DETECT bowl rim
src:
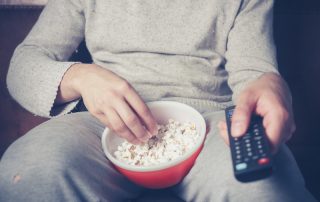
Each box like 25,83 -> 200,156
101,101 -> 206,172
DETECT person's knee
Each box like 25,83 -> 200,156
0,113 -> 95,182
0,145 -> 71,201
0,126 -> 82,180
0,114 -> 97,200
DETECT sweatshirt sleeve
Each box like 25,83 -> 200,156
6,0 -> 85,118
224,0 -> 279,102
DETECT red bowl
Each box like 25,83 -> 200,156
101,101 -> 206,189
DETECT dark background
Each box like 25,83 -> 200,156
274,1 -> 320,199
0,0 -> 320,200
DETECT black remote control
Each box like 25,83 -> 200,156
225,106 -> 273,182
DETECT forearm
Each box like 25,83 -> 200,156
7,46 -> 80,117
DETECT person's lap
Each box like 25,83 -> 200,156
0,112 -> 143,201
173,111 -> 316,202
0,111 -> 316,202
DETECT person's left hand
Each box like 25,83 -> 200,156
218,72 -> 296,154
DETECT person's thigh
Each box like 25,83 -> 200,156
172,110 -> 316,202
0,112 -> 143,202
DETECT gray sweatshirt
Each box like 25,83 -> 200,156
7,0 -> 278,117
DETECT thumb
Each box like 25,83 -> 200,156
231,92 -> 257,137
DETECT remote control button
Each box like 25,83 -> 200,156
244,134 -> 251,139
236,155 -> 241,159
248,152 -> 253,156
236,163 -> 247,171
258,158 -> 270,165
235,160 -> 242,164
252,155 -> 259,160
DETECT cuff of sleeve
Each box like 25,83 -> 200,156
50,99 -> 80,117
37,61 -> 81,118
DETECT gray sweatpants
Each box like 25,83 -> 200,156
0,111 -> 317,202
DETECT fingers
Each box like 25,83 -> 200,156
98,109 -> 142,145
227,74 -> 296,154
218,121 -> 229,146
79,67 -> 156,144
263,114 -> 281,154
232,92 -> 257,137
124,86 -> 158,135
263,107 -> 293,154
114,99 -> 151,142
218,113 -> 294,154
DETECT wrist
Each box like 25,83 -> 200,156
55,63 -> 90,104
65,63 -> 86,94
67,63 -> 91,94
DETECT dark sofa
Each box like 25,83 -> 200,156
1,1 -> 320,200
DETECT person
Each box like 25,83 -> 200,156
0,0 -> 317,201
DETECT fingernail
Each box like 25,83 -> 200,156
153,130 -> 158,137
146,131 -> 153,138
232,121 -> 244,137
140,135 -> 150,143
152,125 -> 159,136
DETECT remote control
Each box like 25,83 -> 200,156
225,106 -> 273,182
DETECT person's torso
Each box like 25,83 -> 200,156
81,0 -> 242,111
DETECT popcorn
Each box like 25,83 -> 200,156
114,119 -> 199,167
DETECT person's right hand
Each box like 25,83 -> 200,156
57,63 -> 158,144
